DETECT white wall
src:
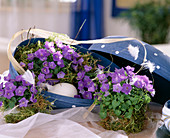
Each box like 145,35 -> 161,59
0,0 -> 71,38
104,0 -> 139,39
0,0 -> 137,39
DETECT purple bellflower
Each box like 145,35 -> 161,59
121,84 -> 132,95
30,94 -> 37,103
15,86 -> 27,96
113,83 -> 122,93
19,97 -> 29,107
101,83 -> 110,92
27,53 -> 34,60
53,51 -> 63,61
77,71 -> 85,80
57,71 -> 65,78
38,73 -> 46,82
20,62 -> 26,67
5,82 -> 16,92
28,62 -> 34,70
41,67 -> 50,74
82,91 -> 92,99
49,62 -> 56,69
0,89 -> 4,96
4,91 -> 14,99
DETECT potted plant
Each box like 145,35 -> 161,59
91,66 -> 155,133
122,0 -> 170,44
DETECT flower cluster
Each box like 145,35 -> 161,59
93,66 -> 155,133
97,65 -> 155,97
0,38 -> 100,111
0,73 -> 38,109
15,38 -> 98,100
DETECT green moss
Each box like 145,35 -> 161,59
4,95 -> 52,123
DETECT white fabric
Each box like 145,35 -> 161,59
0,107 -> 161,138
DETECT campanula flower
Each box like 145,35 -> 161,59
15,86 -> 27,96
101,83 -> 110,92
30,86 -> 38,94
122,84 -> 132,95
5,82 -> 16,92
111,73 -> 122,84
35,49 -> 50,61
27,53 -> 34,60
77,71 -> 85,80
45,73 -> 53,79
15,75 -> 23,82
49,62 -> 56,69
0,89 -> 4,96
134,80 -> 143,88
82,91 -> 92,99
20,62 -> 26,67
30,94 -> 37,103
28,62 -> 34,70
38,73 -> 46,82
41,67 -> 50,74
4,91 -> 14,99
113,83 -> 122,93
57,71 -> 65,78
57,59 -> 65,68
43,61 -> 49,67
22,80 -> 31,86
84,65 -> 92,72
53,51 -> 63,61
19,97 -> 29,107
78,80 -> 84,90
0,101 -> 2,107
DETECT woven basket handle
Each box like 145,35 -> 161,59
7,28 -> 146,75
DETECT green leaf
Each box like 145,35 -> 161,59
100,104 -> 104,111
130,97 -> 138,105
13,81 -> 17,86
121,103 -> 129,110
50,70 -> 54,73
124,107 -> 133,119
99,111 -> 107,119
105,96 -> 111,102
144,94 -> 151,104
105,102 -> 110,106
119,95 -> 124,103
128,107 -> 133,114
135,105 -> 141,110
34,63 -> 40,70
112,100 -> 120,109
8,101 -> 15,109
114,110 -> 121,116
37,60 -> 43,65
54,67 -> 60,74
126,100 -> 132,105
11,97 -> 17,103
0,97 -> 4,101
109,105 -> 112,109
124,111 -> 132,119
